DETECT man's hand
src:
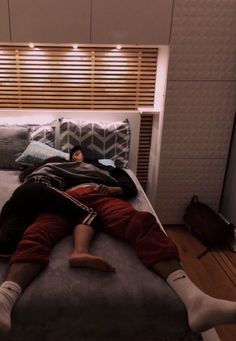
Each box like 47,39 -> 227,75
95,184 -> 123,197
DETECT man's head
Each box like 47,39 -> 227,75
70,145 -> 84,162
69,145 -> 99,163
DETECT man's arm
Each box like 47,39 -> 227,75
108,167 -> 138,199
91,162 -> 138,199
95,184 -> 124,197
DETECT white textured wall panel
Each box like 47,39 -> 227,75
155,0 -> 236,223
168,0 -> 236,81
161,81 -> 236,158
156,158 -> 226,223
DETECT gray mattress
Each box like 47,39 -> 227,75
0,170 -> 191,341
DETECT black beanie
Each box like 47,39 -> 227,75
70,145 -> 99,163
69,145 -> 82,161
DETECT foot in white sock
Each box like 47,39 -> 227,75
0,281 -> 22,334
167,270 -> 236,333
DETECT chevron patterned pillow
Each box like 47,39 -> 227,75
29,125 -> 56,148
59,118 -> 130,168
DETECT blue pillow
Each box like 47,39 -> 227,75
15,141 -> 69,166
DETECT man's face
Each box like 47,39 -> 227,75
72,150 -> 84,162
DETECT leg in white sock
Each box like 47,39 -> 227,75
0,281 -> 21,334
167,269 -> 236,332
153,260 -> 236,333
0,262 -> 43,334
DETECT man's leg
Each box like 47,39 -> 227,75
69,224 -> 115,272
153,256 -> 236,333
0,215 -> 34,256
67,189 -> 236,333
0,212 -> 71,334
4,263 -> 43,290
0,263 -> 43,334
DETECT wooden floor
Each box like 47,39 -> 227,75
165,225 -> 236,341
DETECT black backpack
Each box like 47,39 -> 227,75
183,196 -> 233,256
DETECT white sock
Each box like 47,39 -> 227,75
0,281 -> 22,334
167,269 -> 236,332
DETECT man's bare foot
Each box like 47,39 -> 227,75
69,253 -> 116,272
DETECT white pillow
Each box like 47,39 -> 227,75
98,159 -> 115,167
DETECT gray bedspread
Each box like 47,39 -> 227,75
0,170 -> 191,341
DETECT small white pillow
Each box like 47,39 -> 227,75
98,159 -> 115,167
16,141 -> 69,166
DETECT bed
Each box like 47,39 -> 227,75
0,110 -> 193,341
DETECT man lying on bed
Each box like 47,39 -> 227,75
0,145 -> 236,335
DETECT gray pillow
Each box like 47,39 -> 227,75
59,118 -> 130,168
0,126 -> 30,169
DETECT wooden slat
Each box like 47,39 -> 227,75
0,44 -> 158,187
136,114 -> 154,189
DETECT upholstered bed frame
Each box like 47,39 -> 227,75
0,110 -> 193,341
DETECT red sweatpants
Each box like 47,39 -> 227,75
10,187 -> 179,268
